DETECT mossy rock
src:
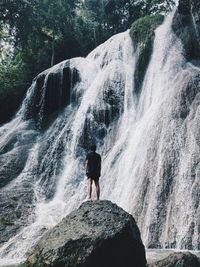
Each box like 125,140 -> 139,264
0,216 -> 13,226
130,15 -> 164,94
130,14 -> 164,49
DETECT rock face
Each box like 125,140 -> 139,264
25,200 -> 147,267
0,122 -> 38,244
172,0 -> 200,60
148,252 -> 200,267
191,0 -> 200,37
23,60 -> 80,127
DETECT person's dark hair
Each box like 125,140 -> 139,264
91,144 -> 96,152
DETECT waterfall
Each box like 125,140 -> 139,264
0,11 -> 199,266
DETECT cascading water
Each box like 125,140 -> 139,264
0,30 -> 136,265
0,10 -> 199,266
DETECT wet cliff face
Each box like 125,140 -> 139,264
172,0 -> 200,61
0,32 -> 134,264
191,0 -> 200,50
22,60 -> 81,128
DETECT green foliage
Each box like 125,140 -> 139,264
0,216 -> 13,226
0,0 -> 80,70
0,217 -> 7,226
0,52 -> 28,124
103,0 -> 142,34
81,0 -> 143,40
0,55 -> 27,98
130,14 -> 164,49
130,14 -> 164,93
0,0 -> 83,124
140,0 -> 175,16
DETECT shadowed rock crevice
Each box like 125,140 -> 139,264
23,60 -> 81,127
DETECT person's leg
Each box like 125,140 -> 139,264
94,180 -> 100,200
88,178 -> 93,201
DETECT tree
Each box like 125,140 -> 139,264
0,0 -> 80,71
0,0 -> 81,123
140,0 -> 175,16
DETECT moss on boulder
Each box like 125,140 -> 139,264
130,15 -> 164,50
130,15 -> 164,94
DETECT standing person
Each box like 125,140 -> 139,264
85,144 -> 101,201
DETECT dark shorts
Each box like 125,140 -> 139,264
86,172 -> 100,182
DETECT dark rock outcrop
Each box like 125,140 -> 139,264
172,0 -> 200,61
23,60 -> 80,127
191,0 -> 200,38
24,200 -> 147,267
148,252 -> 200,267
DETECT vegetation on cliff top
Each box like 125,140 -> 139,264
130,14 -> 164,50
130,14 -> 164,94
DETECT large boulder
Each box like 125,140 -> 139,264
24,200 -> 147,267
148,252 -> 200,267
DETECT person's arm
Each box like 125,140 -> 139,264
85,160 -> 88,173
99,157 -> 101,170
98,156 -> 101,176
85,154 -> 89,174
